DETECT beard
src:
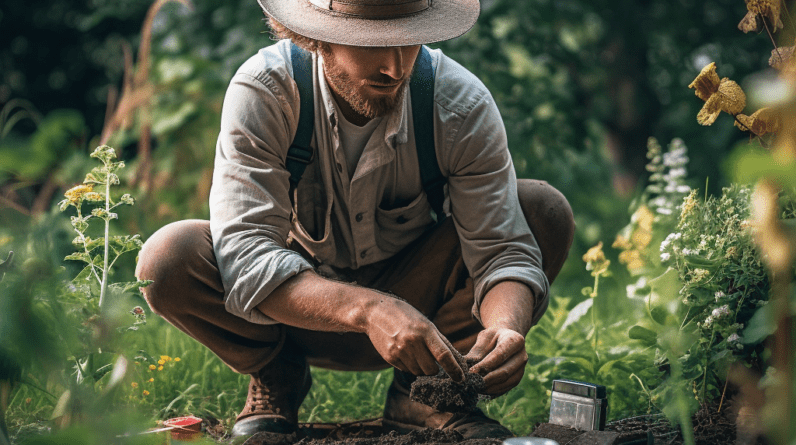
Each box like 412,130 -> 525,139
322,54 -> 410,119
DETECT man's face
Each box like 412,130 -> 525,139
322,43 -> 421,120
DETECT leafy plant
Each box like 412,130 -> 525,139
58,145 -> 150,314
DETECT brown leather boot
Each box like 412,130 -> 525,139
230,348 -> 312,439
382,370 -> 513,440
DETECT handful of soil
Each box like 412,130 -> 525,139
409,358 -> 486,413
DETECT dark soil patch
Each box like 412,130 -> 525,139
604,402 -> 765,445
529,422 -> 584,443
239,421 -> 502,445
409,368 -> 485,413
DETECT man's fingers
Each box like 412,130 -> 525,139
427,332 -> 465,382
482,351 -> 526,387
464,332 -> 496,364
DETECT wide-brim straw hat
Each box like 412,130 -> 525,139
256,0 -> 480,47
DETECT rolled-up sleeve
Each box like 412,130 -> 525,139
440,85 -> 549,326
210,47 -> 314,324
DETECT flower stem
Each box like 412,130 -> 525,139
98,175 -> 111,311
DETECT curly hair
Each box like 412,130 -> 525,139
266,16 -> 330,54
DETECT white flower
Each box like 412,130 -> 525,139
682,248 -> 693,255
676,185 -> 691,193
657,207 -> 673,215
704,315 -> 713,328
728,333 -> 741,343
660,239 -> 671,251
714,291 -> 725,301
660,252 -> 671,262
674,232 -> 682,239
668,167 -> 687,178
712,305 -> 730,318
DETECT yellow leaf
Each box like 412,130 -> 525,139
769,45 -> 795,70
696,78 -> 746,125
734,108 -> 782,136
688,62 -> 720,101
740,0 -> 784,34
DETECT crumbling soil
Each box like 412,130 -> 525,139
409,359 -> 485,413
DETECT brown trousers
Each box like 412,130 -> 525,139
136,179 -> 574,375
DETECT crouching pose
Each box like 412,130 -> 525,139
137,0 -> 575,440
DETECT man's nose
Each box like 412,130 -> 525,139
379,47 -> 404,80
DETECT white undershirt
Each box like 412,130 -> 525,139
333,100 -> 383,177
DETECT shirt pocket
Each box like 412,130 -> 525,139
375,192 -> 435,254
291,182 -> 337,263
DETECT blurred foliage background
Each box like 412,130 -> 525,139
0,0 -> 786,440
0,0 -> 775,283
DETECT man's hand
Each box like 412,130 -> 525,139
258,271 -> 464,382
464,327 -> 527,395
470,280 -> 535,395
365,297 -> 465,383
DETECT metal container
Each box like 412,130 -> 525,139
548,379 -> 607,431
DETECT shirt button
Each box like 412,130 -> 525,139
355,213 -> 364,222
336,162 -> 343,172
360,250 -> 367,259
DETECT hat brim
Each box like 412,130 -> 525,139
257,0 -> 480,47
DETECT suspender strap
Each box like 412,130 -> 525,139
287,43 -> 315,193
410,46 -> 445,220
287,43 -> 445,219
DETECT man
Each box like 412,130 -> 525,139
136,0 -> 575,440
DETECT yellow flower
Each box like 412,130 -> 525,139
160,355 -> 172,362
174,357 -> 181,362
158,366 -> 164,371
25,398 -> 32,404
142,390 -> 150,396
618,249 -> 645,271
680,190 -> 699,222
583,242 -> 610,276
134,362 -> 140,366
612,234 -> 633,251
739,0 -> 783,33
630,229 -> 652,250
83,192 -> 104,202
158,359 -> 165,365
64,184 -> 94,204
149,364 -> 157,370
131,382 -> 138,388
148,378 -> 154,383
632,206 -> 654,233
734,108 -> 781,136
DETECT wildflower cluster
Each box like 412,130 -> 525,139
130,354 -> 181,398
655,184 -> 777,401
614,138 -> 691,274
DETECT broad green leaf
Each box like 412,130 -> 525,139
646,268 -> 681,322
51,389 -> 72,420
560,298 -> 593,333
743,305 -> 776,344
628,325 -> 658,347
109,280 -> 152,294
64,252 -> 90,263
72,265 -> 95,283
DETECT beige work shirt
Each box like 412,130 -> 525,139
210,40 -> 549,326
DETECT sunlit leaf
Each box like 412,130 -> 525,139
734,107 -> 782,136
